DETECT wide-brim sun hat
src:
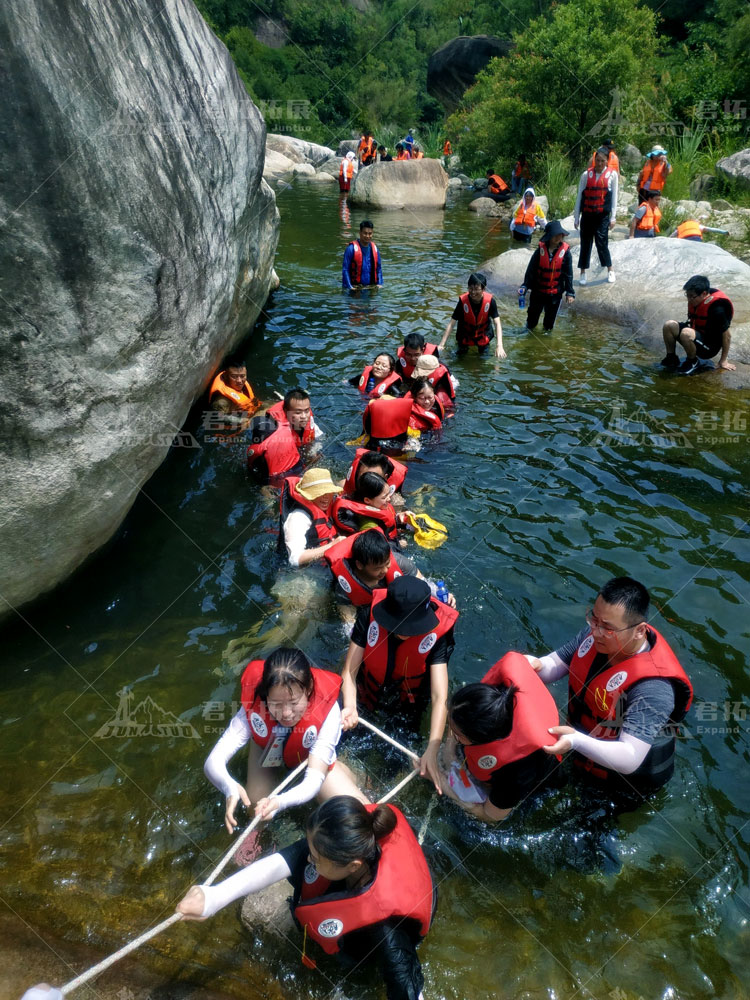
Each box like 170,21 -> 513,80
372,576 -> 439,636
648,146 -> 667,157
295,469 -> 343,501
413,355 -> 440,377
541,219 -> 569,242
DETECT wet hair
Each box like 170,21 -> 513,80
254,647 -> 314,702
352,528 -> 391,565
283,388 -> 310,411
409,377 -> 432,400
354,471 -> 389,503
402,332 -> 425,350
468,272 -> 487,289
306,796 -> 397,868
357,451 -> 390,478
360,219 -> 374,231
682,275 -> 710,296
372,352 -> 397,374
598,577 -> 650,625
248,414 -> 277,443
449,682 -> 518,743
225,357 -> 247,372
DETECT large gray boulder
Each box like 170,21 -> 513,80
481,240 -> 750,366
349,159 -> 449,210
716,149 -> 750,190
266,133 -> 335,167
427,35 -> 513,112
0,0 -> 280,616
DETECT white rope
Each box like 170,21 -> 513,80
358,716 -> 421,764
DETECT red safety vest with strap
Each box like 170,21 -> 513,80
687,289 -> 734,336
344,448 -> 408,495
536,242 -> 570,296
357,366 -> 402,398
635,202 -> 662,233
397,343 -> 439,378
240,660 -> 342,767
209,372 -> 260,414
456,292 -> 493,347
462,652 -> 560,779
267,400 -> 316,445
409,397 -> 444,432
324,532 -> 403,606
582,168 -> 614,214
279,477 -> 338,548
294,804 -> 433,955
330,495 -> 399,541
364,395 -> 413,440
676,220 -> 702,240
349,241 -> 380,285
421,363 -> 456,401
360,590 -> 458,707
247,420 -> 300,478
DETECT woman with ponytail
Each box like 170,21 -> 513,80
178,795 -> 435,999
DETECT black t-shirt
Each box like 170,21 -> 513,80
692,294 -> 733,347
485,749 -> 565,810
352,606 -> 454,667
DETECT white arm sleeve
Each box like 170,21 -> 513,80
198,852 -> 293,918
271,703 -> 342,814
535,652 -> 570,683
567,730 -> 651,775
284,510 -> 313,567
610,171 -> 619,214
573,171 -> 587,219
204,710 -> 251,799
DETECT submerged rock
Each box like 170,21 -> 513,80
349,159 -> 449,210
0,0 -> 280,616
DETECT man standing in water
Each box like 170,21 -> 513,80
342,220 -> 383,292
527,577 -> 692,798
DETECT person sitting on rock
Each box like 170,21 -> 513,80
209,361 -> 260,423
439,272 -> 505,358
412,145 -> 424,160
379,146 -> 393,162
519,220 -> 575,333
362,141 -> 378,167
402,129 -> 415,155
485,169 -> 511,202
628,190 -> 662,239
509,186 -> 546,243
342,220 -> 383,291
357,131 -> 373,167
395,143 -> 410,161
661,274 -> 735,374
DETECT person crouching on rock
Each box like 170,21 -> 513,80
628,190 -> 662,239
661,274 -> 735,374
519,220 -> 575,333
439,272 -> 505,359
486,169 -> 511,202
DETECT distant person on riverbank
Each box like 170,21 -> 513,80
379,146 -> 393,162
362,141 -> 378,167
280,469 -> 345,567
339,151 -> 355,192
526,576 -> 693,801
412,145 -> 424,160
637,146 -> 672,200
661,274 -> 735,374
402,129 -> 415,155
588,138 -> 619,173
485,169 -> 511,202
396,143 -> 410,161
209,362 -> 260,422
442,139 -> 452,164
439,272 -> 505,358
342,220 -> 383,291
519,220 -> 575,333
357,131 -> 373,166
574,145 -> 618,285
509,187 -> 546,243
629,191 -> 662,238
511,154 -> 530,193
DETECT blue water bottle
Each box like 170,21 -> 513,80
518,286 -> 526,309
435,580 -> 449,604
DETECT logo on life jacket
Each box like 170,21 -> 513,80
594,687 -> 610,713
606,671 -> 628,692
477,754 -> 498,771
578,635 -> 595,657
250,712 -> 268,738
418,633 -> 437,654
318,918 -> 344,938
337,575 -> 352,594
358,375 -> 366,388
304,863 -> 319,884
302,725 -> 318,749
367,622 -> 380,646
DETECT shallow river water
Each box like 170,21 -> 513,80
2,181 -> 750,1000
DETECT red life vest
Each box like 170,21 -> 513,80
568,626 -> 693,782
364,396 -> 413,440
209,372 -> 260,414
456,292 -> 492,347
536,241 -> 570,296
582,168 -> 614,214
421,363 -> 456,402
279,477 -> 338,548
295,804 -> 433,955
409,396 -> 445,432
344,448 -> 408,495
676,220 -> 702,240
357,366 -> 402,398
360,589 -> 459,707
349,240 -> 380,285
324,531 -> 403,606
635,202 -> 662,234
246,420 -> 300,478
443,141 -> 452,156
267,399 -> 316,445
687,289 -> 734,336
397,343 -> 439,378
240,660 -> 342,767
330,495 -> 399,541
396,150 -> 410,160
462,652 -> 560,779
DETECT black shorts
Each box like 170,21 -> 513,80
678,322 -> 721,360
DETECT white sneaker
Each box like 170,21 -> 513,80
579,273 -> 587,286
607,271 -> 616,283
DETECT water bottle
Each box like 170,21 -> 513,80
518,286 -> 526,309
435,580 -> 449,604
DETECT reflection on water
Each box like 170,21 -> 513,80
2,182 -> 749,1000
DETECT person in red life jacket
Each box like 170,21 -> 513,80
266,387 -> 322,447
410,354 -> 456,410
509,186 -> 546,243
397,331 -> 441,379
519,220 -> 575,333
439,272 -> 505,359
588,138 -> 620,174
573,145 -> 619,285
341,575 -> 458,791
246,414 -> 302,483
637,146 -> 672,200
342,220 -> 383,291
331,472 -> 410,542
408,379 -> 445,433
526,577 -> 693,797
350,352 -> 403,398
339,151 -> 355,192
442,139 -> 452,162
279,468 -> 345,568
343,448 -> 408,497
202,649 -> 366,844
209,362 -> 261,425
661,274 -> 735,374
485,169 -> 511,202
362,394 -> 413,451
177,795 -> 436,1000
510,153 -> 530,194
440,652 -> 564,822
628,190 -> 662,239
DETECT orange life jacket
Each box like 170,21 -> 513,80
240,660 -> 342,767
278,477 -> 338,548
462,652 -> 560,779
457,291 -> 492,347
443,141 -> 452,156
396,150 -> 410,160
588,151 -> 620,173
413,151 -> 424,160
676,220 -> 703,240
358,137 -> 373,158
324,531 -> 403,606
209,372 -> 260,414
357,365 -> 402,398
635,202 -> 662,233
536,241 -> 570,296
582,168 -> 614,214
487,173 -> 509,193
409,396 -> 444,432
638,158 -> 670,192
397,343 -> 439,378
246,420 -> 300,478
364,396 -> 413,441
687,289 -> 733,336
514,201 -> 539,229
330,495 -> 399,541
348,240 -> 380,285
339,159 -> 353,182
343,448 -> 408,494
294,804 -> 433,955
267,399 -> 316,446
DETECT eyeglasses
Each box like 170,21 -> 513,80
266,693 -> 306,714
584,611 -> 640,638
